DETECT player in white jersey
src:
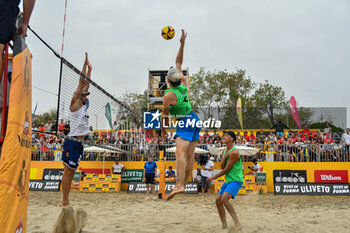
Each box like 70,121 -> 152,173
60,52 -> 92,207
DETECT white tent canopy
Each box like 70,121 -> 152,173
166,146 -> 209,154
84,146 -> 116,174
84,146 -> 114,153
212,146 -> 259,156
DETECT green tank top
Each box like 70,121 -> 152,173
164,84 -> 192,118
222,146 -> 244,183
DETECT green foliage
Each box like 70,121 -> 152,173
310,121 -> 344,133
190,68 -> 294,129
33,108 -> 57,126
118,89 -> 148,127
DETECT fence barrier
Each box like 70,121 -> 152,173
31,142 -> 349,162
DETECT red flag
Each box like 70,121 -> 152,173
289,96 -> 301,128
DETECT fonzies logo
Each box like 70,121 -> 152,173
314,170 -> 348,183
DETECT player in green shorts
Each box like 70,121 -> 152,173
163,29 -> 201,200
208,131 -> 243,230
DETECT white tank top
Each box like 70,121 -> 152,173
68,103 -> 90,137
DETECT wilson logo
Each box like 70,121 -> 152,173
320,175 -> 342,181
314,170 -> 348,183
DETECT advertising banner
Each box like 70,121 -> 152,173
29,180 -> 61,192
256,172 -> 267,183
42,168 -> 64,181
122,169 -> 144,183
274,183 -> 350,196
127,182 -> 198,194
289,96 -> 301,128
236,98 -> 243,129
267,98 -> 275,125
314,170 -> 348,183
273,170 -> 307,183
0,36 -> 32,233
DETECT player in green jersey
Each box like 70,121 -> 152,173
163,29 -> 201,201
208,131 -> 243,230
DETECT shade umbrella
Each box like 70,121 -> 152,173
212,146 -> 259,156
84,146 -> 114,153
166,146 -> 209,154
84,146 -> 115,174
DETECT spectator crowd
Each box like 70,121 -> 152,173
31,120 -> 350,162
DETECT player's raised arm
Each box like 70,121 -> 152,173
70,52 -> 92,112
176,29 -> 188,87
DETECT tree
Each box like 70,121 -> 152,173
190,68 -> 229,120
310,121 -> 344,133
117,90 -> 147,128
190,68 -> 256,128
33,108 -> 57,126
190,68 -> 294,129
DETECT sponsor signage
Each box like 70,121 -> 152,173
256,172 -> 267,183
42,168 -> 64,181
122,169 -> 144,183
314,170 -> 348,183
29,180 -> 61,191
273,170 -> 307,183
73,171 -> 82,181
274,183 -> 350,196
127,182 -> 198,194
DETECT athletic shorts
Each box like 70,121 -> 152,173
145,172 -> 155,184
201,175 -> 211,189
219,181 -> 243,199
174,111 -> 201,142
345,145 -> 350,152
62,139 -> 84,170
0,2 -> 19,44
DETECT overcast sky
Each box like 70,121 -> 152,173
24,0 -> 350,127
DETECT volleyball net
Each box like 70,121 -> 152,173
59,58 -> 139,131
28,26 -> 140,130
28,27 -> 148,157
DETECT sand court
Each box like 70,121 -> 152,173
27,192 -> 350,233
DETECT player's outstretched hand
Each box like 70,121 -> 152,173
180,29 -> 187,44
85,52 -> 93,70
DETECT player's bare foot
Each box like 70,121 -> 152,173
222,223 -> 228,229
166,186 -> 184,201
59,200 -> 70,207
235,224 -> 243,231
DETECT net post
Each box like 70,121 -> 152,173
158,150 -> 166,199
55,58 -> 64,135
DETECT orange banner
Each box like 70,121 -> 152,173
0,37 -> 32,233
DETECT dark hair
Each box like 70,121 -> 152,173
226,131 -> 236,141
199,154 -> 208,166
252,159 -> 257,163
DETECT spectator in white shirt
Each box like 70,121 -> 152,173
112,159 -> 125,175
201,156 -> 215,196
248,159 -> 261,177
342,128 -> 350,161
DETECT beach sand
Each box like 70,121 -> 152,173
27,191 -> 350,233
